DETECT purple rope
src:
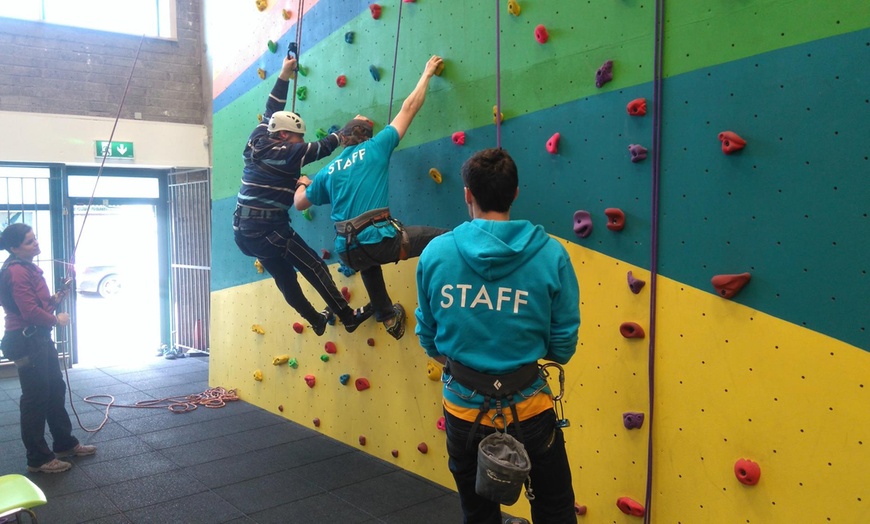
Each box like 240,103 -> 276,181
291,0 -> 305,113
495,0 -> 502,148
387,0 -> 405,122
643,0 -> 665,522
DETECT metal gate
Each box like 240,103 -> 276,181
168,168 -> 211,353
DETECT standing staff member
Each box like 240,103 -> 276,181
415,149 -> 581,523
0,223 -> 96,473
234,56 -> 373,335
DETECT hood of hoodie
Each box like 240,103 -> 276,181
452,219 -> 550,281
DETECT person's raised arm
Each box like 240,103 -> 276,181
389,55 -> 443,140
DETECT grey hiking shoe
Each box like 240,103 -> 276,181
384,303 -> 406,340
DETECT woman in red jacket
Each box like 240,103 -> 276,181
0,223 -> 95,473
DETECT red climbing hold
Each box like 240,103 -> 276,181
341,286 -> 351,301
369,4 -> 382,19
574,503 -> 587,516
313,417 -> 321,427
546,133 -> 560,154
627,98 -> 647,116
355,377 -> 371,391
616,497 -> 645,516
391,449 -> 399,457
417,442 -> 429,454
304,374 -> 316,388
535,24 -> 549,44
324,341 -> 337,354
604,208 -> 625,231
358,435 -> 367,446
711,272 -> 751,299
718,131 -> 746,154
292,322 -> 304,334
367,338 -> 376,347
734,458 -> 761,486
321,248 -> 331,259
336,75 -> 347,88
619,322 -> 645,339
452,131 -> 465,146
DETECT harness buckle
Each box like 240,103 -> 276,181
22,326 -> 37,338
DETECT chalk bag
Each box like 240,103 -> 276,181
475,431 -> 532,505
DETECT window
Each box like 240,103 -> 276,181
0,0 -> 175,39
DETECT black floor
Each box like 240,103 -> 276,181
0,355 -> 466,523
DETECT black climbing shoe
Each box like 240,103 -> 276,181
312,309 -> 335,336
342,303 -> 374,333
384,303 -> 406,340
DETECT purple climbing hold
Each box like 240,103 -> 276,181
623,412 -> 645,430
627,271 -> 646,294
369,65 -> 380,81
595,60 -> 614,88
629,144 -> 648,163
573,210 -> 592,239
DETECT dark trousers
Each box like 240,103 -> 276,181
445,409 -> 576,524
339,225 -> 446,321
234,222 -> 355,325
15,335 -> 79,468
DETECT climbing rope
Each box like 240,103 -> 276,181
386,0 -> 405,122
290,0 -> 306,113
495,0 -> 502,148
644,0 -> 666,522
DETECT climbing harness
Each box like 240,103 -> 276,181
334,207 -> 410,270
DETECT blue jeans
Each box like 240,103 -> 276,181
445,409 -> 576,524
234,219 -> 356,325
11,332 -> 79,468
339,224 -> 445,321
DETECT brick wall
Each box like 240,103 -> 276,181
0,0 -> 205,126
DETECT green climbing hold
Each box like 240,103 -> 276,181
315,128 -> 327,139
296,86 -> 307,101
267,40 -> 278,53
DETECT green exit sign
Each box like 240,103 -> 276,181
95,140 -> 135,159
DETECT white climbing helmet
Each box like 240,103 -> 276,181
268,111 -> 306,134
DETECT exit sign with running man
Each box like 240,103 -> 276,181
95,140 -> 135,159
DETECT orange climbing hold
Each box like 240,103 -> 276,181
255,0 -> 268,12
257,68 -> 266,80
616,497 -> 645,516
619,322 -> 645,339
604,208 -> 625,231
718,131 -> 746,154
711,272 -> 751,299
627,98 -> 647,116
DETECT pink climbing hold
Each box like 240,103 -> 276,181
535,24 -> 549,44
734,458 -> 761,486
627,98 -> 647,116
546,133 -> 560,154
627,271 -> 646,294
452,131 -> 466,146
436,416 -> 446,431
573,210 -> 592,239
619,322 -> 645,339
355,377 -> 371,391
604,208 -> 625,231
324,341 -> 337,354
369,3 -> 382,19
304,374 -> 316,388
711,272 -> 751,299
718,131 -> 746,154
616,497 -> 645,516
336,75 -> 347,88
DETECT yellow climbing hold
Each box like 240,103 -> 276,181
255,0 -> 268,12
429,168 -> 443,184
251,324 -> 266,335
253,369 -> 264,381
254,259 -> 264,273
427,360 -> 442,381
493,105 -> 504,124
258,68 -> 267,80
272,354 -> 290,366
434,60 -> 445,77
508,0 -> 521,16
282,9 -> 293,20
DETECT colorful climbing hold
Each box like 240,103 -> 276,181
257,68 -> 267,80
359,435 -> 367,445
627,98 -> 647,116
629,144 -> 648,163
492,105 -> 504,124
253,369 -> 263,381
341,286 -> 351,301
718,131 -> 746,154
391,449 -> 399,457
251,324 -> 266,335
573,210 -> 593,239
328,124 -> 340,134
604,208 -> 625,231
616,497 -> 645,517
417,442 -> 429,454
322,249 -> 331,260
370,4 -> 382,19
534,24 -> 549,44
324,341 -> 337,354
429,168 -> 443,184
711,272 -> 751,299
507,0 -> 521,16
272,354 -> 290,366
254,259 -> 264,273
619,322 -> 645,339
320,354 -> 330,362
734,458 -> 761,486
338,262 -> 356,277
304,374 -> 316,388
546,133 -> 560,154
336,74 -> 347,88
297,65 -> 308,76
267,40 -> 278,53
427,361 -> 441,381
367,338 -> 376,347
301,208 -> 313,220
627,271 -> 646,294
355,378 -> 371,391
313,417 -> 321,427
296,86 -> 307,101
345,31 -> 354,43
434,60 -> 445,77
622,412 -> 645,429
278,404 -> 284,412
255,0 -> 268,12
436,417 -> 446,431
369,65 -> 380,81
315,128 -> 327,140
574,504 -> 587,516
292,322 -> 304,334
452,131 -> 466,145
282,9 -> 292,20
595,60 -> 614,88
339,374 -> 350,385
288,358 -> 298,369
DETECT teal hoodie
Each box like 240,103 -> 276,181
415,219 -> 580,409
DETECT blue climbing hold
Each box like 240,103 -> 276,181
369,65 -> 380,82
338,262 -> 356,277
345,31 -> 354,44
339,374 -> 350,385
328,124 -> 340,134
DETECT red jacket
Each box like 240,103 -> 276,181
0,259 -> 57,331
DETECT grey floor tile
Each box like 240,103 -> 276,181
31,485 -> 121,523
185,448 -> 290,489
100,469 -> 209,511
248,492 -> 378,524
382,493 -> 464,523
79,450 -> 179,487
295,450 -> 399,491
124,490 -> 245,524
213,468 -> 325,514
159,434 -> 252,468
225,420 -> 320,452
332,471 -> 451,518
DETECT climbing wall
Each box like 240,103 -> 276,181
206,0 -> 870,521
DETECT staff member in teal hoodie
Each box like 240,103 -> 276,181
415,148 -> 580,524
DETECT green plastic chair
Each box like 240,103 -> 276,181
0,474 -> 47,523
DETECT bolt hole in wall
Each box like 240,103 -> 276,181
69,176 -> 161,367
